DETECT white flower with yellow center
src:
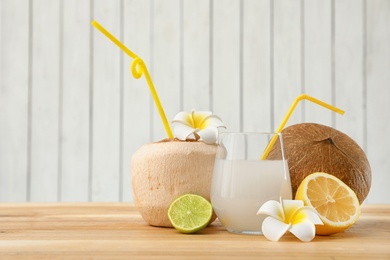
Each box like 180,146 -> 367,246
172,110 -> 226,144
257,198 -> 323,242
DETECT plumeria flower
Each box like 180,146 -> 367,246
257,198 -> 323,242
171,110 -> 226,144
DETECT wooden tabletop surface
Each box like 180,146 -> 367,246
0,203 -> 389,259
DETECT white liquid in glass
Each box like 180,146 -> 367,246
211,159 -> 292,234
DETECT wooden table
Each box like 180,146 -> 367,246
0,203 -> 389,259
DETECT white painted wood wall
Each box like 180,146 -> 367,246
1,0 -> 389,203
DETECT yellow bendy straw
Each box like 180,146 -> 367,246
261,94 -> 345,160
91,20 -> 174,139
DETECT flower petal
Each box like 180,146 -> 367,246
257,200 -> 284,222
201,115 -> 226,128
171,110 -> 226,143
172,123 -> 198,141
281,199 -> 304,223
282,199 -> 304,212
262,217 -> 291,242
192,110 -> 212,129
291,207 -> 323,226
172,111 -> 192,127
259,199 -> 322,242
289,220 -> 316,242
197,127 -> 219,144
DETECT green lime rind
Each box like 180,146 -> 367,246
168,194 -> 213,234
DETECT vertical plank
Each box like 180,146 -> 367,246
122,0 -> 152,202
182,0 -> 211,112
304,0 -> 334,125
213,0 -> 241,132
273,0 -> 302,130
92,0 -> 121,201
60,0 -> 91,201
0,0 -> 388,204
334,0 -> 364,144
366,0 -> 390,203
151,0 -> 181,141
242,0 -> 272,132
0,0 -> 29,201
30,0 -> 60,201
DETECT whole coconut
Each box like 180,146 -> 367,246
131,138 -> 217,227
267,123 -> 371,203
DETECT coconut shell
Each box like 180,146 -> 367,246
267,123 -> 371,203
131,139 -> 217,227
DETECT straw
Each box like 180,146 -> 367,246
261,94 -> 345,160
91,20 -> 174,139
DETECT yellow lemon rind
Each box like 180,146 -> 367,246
295,172 -> 361,235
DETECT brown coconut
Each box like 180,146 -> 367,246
131,138 -> 217,227
267,123 -> 371,203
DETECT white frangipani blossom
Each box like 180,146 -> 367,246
257,198 -> 323,242
171,110 -> 226,144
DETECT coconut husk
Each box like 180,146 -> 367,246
267,123 -> 371,203
131,138 -> 217,227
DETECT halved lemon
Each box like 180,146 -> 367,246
295,172 -> 361,235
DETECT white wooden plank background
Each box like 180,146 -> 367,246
0,0 -> 29,201
304,0 -> 332,126
243,0 -> 272,132
335,0 -> 365,147
0,0 -> 389,203
122,0 -> 152,204
92,0 -> 122,202
366,0 -> 390,204
61,0 -> 90,202
274,0 -> 303,129
182,0 -> 211,112
30,0 -> 60,201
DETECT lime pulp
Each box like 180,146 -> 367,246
168,194 -> 213,233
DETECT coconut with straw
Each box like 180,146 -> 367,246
263,94 -> 371,204
92,21 -> 222,227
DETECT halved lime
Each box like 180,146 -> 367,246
168,194 -> 213,233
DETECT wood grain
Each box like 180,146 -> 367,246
0,203 -> 389,259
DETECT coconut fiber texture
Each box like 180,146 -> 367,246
267,123 -> 371,204
131,139 -> 217,227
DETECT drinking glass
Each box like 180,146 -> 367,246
210,132 -> 292,235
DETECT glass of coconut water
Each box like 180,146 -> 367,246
211,132 -> 292,235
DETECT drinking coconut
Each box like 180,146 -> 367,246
131,139 -> 218,227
